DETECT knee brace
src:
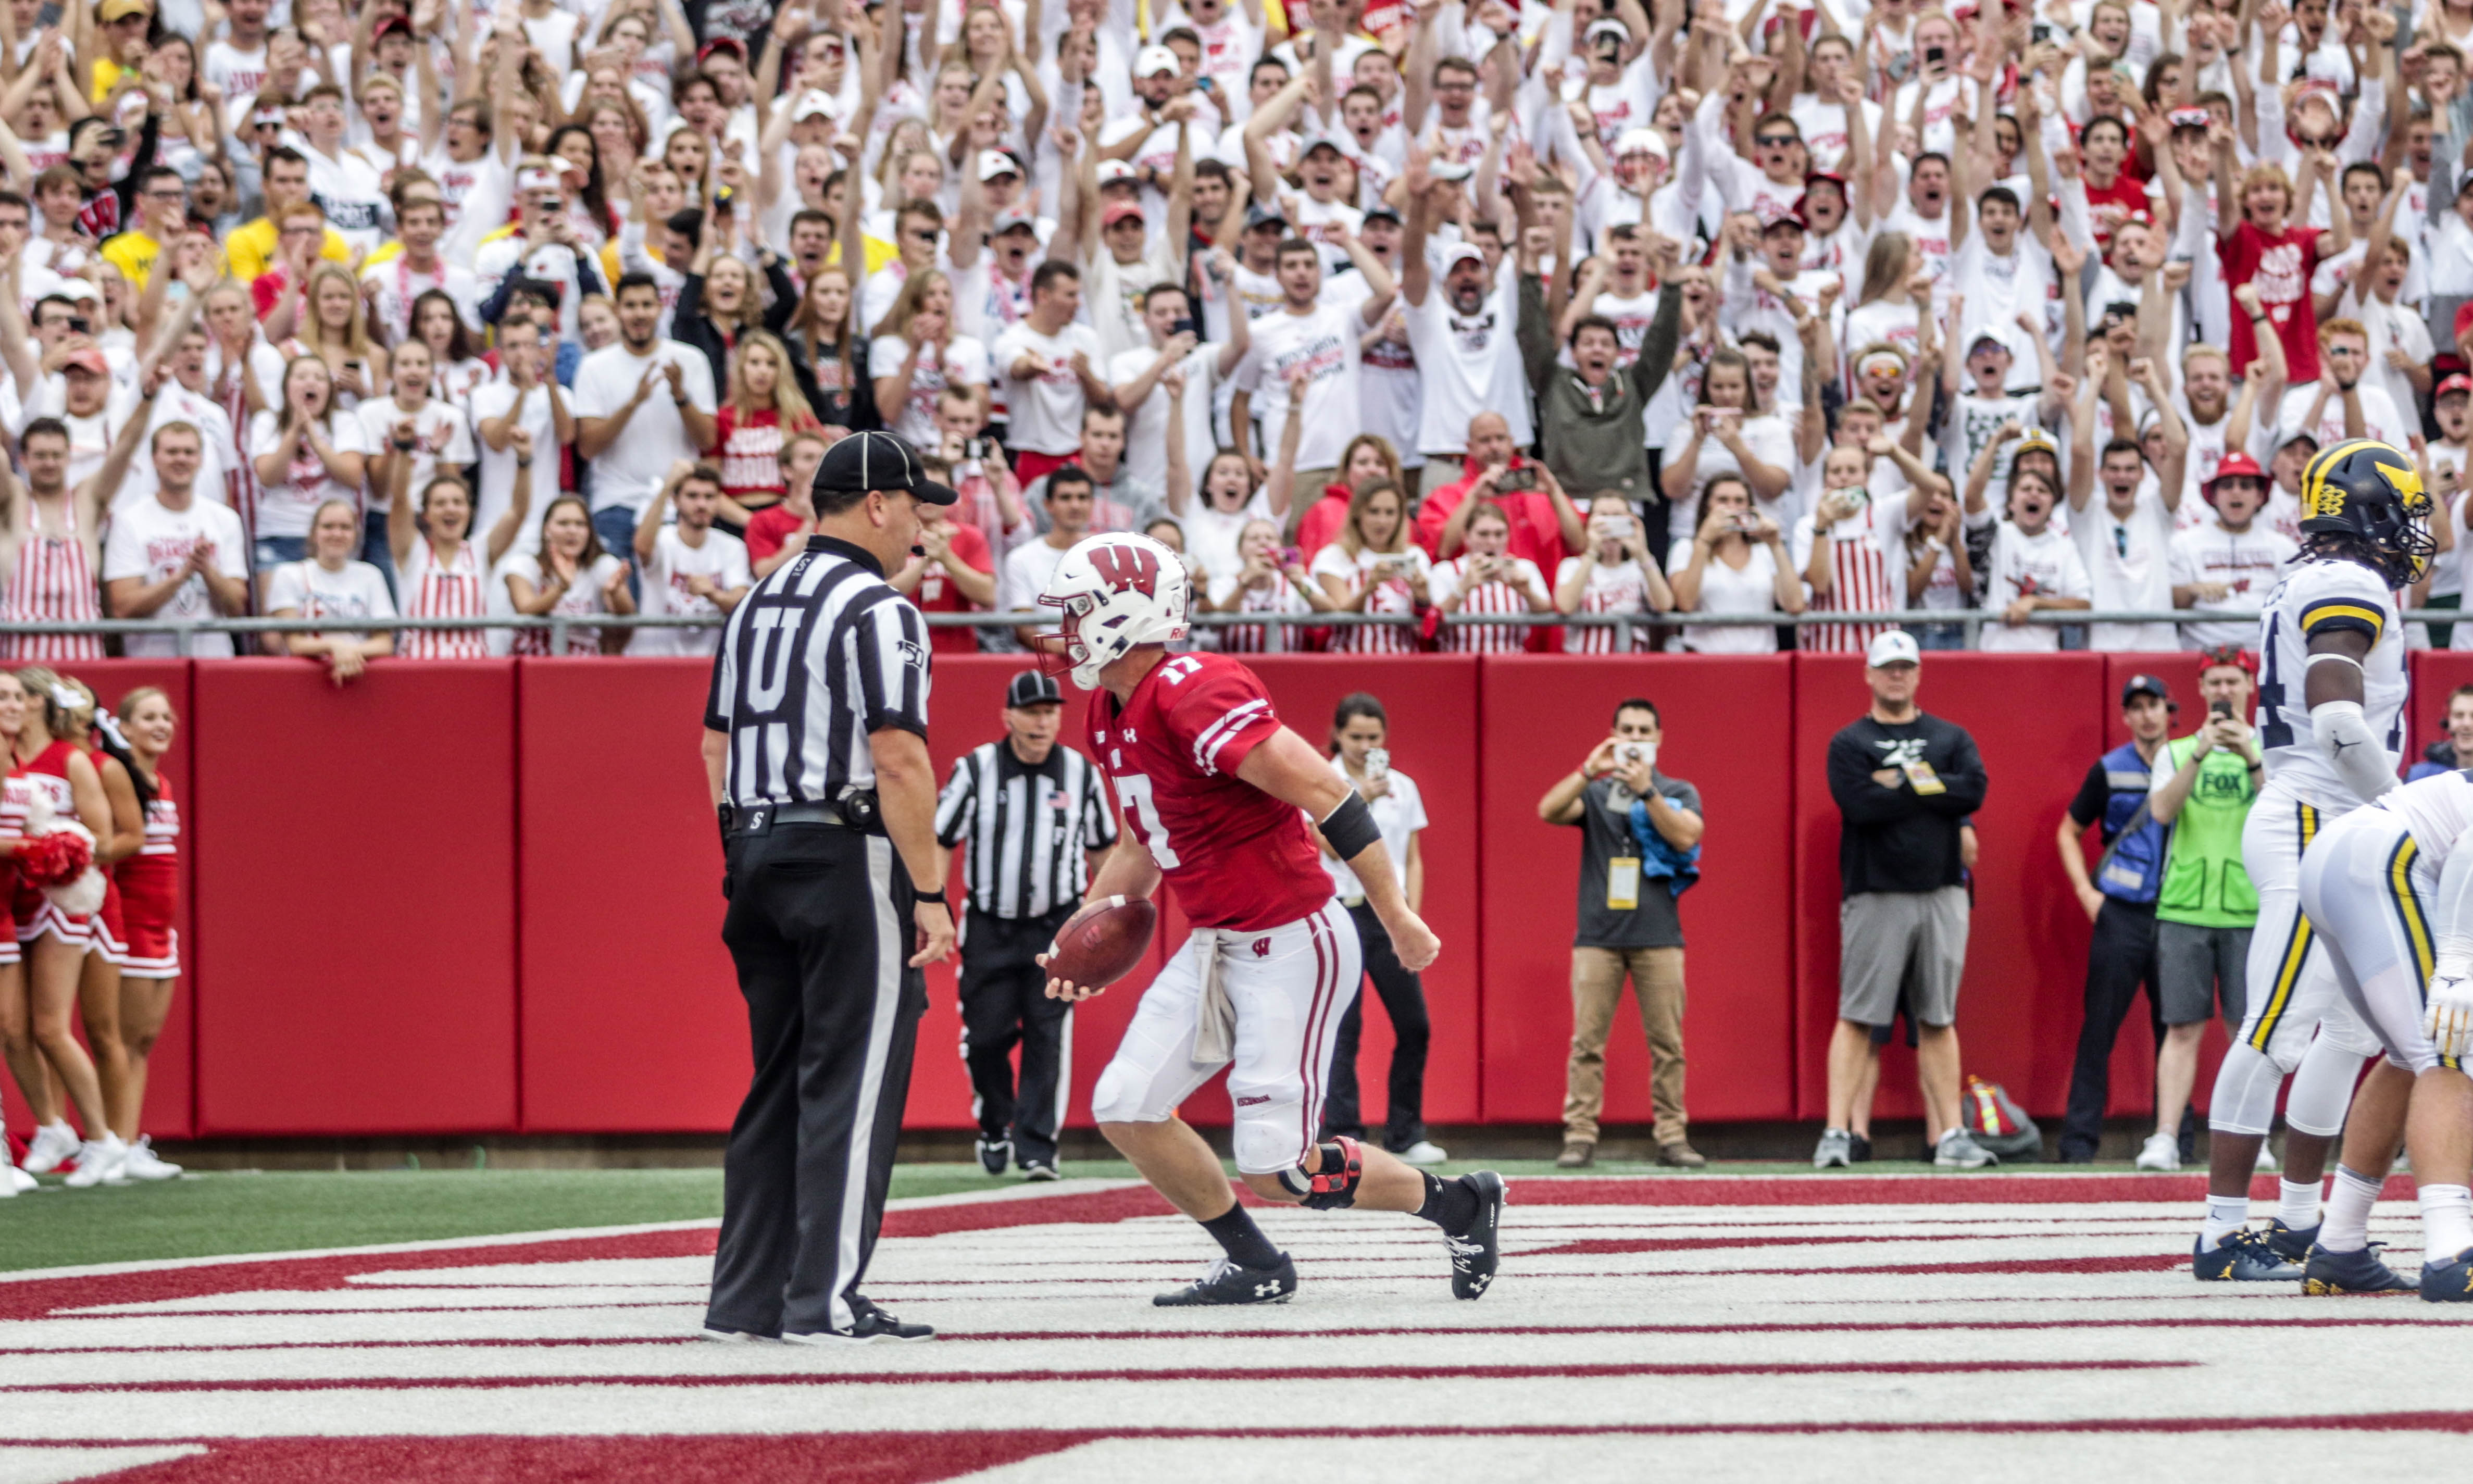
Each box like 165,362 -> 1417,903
1277,1136 -> 1364,1209
2207,1042 -> 2288,1137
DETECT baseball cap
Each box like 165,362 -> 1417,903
2121,674 -> 2176,709
2014,427 -> 2060,460
992,207 -> 1041,235
98,0 -> 149,19
1866,630 -> 1921,668
1302,134 -> 1346,156
1762,210 -> 1808,233
695,36 -> 747,64
61,347 -> 109,377
813,430 -> 957,505
2204,451 -> 2267,496
1966,332 -> 2010,356
1584,17 -> 1630,45
1244,202 -> 1289,230
1095,159 -> 1139,186
2168,106 -> 2213,130
790,90 -> 838,122
1007,670 -> 1064,709
1439,242 -> 1485,272
1362,203 -> 1402,224
1614,127 -> 1668,159
978,149 -> 1021,181
1102,199 -> 1146,227
2441,373 -> 2473,400
1135,44 -> 1180,77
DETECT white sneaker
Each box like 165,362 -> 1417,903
1396,1140 -> 1449,1166
20,1122 -> 77,1175
63,1136 -> 128,1189
2135,1132 -> 2181,1171
2,1164 -> 30,1193
118,1138 -> 182,1182
2256,1141 -> 2279,1173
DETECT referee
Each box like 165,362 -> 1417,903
934,671 -> 1118,1182
700,430 -> 958,1346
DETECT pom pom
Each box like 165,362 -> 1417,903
16,831 -> 91,889
46,867 -> 104,919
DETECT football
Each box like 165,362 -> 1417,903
1044,894 -> 1157,990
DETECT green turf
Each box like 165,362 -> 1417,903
0,1156 -> 2172,1274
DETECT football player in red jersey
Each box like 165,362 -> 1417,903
1037,532 -> 1506,1306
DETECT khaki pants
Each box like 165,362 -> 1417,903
1564,945 -> 1687,1146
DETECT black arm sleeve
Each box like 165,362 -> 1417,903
2065,759 -> 2109,832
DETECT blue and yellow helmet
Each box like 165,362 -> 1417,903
2297,438 -> 2434,588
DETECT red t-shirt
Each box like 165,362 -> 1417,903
745,505 -> 810,564
250,265 -> 293,320
2216,220 -> 2325,385
711,405 -> 795,506
1086,652 -> 1331,931
2081,170 -> 2152,252
1293,484 -> 1354,566
907,521 -> 993,653
1412,459 -> 1578,569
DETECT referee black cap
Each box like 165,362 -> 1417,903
1006,670 -> 1062,709
815,430 -> 958,505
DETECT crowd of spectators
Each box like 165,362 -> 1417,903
3,0 -> 2472,665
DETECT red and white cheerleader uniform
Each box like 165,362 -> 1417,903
13,742 -> 91,947
114,778 -> 178,977
1,510 -> 105,660
399,538 -> 491,658
0,769 -> 29,968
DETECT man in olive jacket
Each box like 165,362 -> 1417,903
1517,234 -> 1685,531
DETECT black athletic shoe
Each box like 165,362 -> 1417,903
1446,1170 -> 1505,1301
1020,1159 -> 1059,1181
2421,1246 -> 2473,1302
782,1296 -> 934,1344
1848,1133 -> 1873,1164
1153,1253 -> 1297,1306
2301,1242 -> 2416,1295
2193,1228 -> 2303,1281
975,1137 -> 1012,1176
2266,1219 -> 2320,1265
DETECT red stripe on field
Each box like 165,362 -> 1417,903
97,1432 -> 1088,1483
3,1360 -> 2184,1394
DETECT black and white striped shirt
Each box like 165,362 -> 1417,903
705,536 -> 931,807
934,739 -> 1117,919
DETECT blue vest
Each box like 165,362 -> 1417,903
2096,741 -> 2168,905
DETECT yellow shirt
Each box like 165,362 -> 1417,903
827,234 -> 899,279
223,217 -> 353,283
101,230 -> 163,291
91,58 -> 138,105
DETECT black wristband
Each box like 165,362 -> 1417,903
1321,791 -> 1382,862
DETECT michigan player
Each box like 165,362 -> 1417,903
2295,765 -> 2473,1300
2193,441 -> 2433,1281
1036,533 -> 1507,1306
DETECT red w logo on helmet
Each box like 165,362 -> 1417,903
1090,542 -> 1161,597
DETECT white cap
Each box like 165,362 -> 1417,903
1135,44 -> 1180,77
978,149 -> 1020,181
790,89 -> 836,122
1095,159 -> 1139,184
1584,17 -> 1630,44
1438,242 -> 1485,271
1614,127 -> 1668,159
1866,630 -> 1921,668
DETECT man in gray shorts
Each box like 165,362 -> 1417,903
2141,647 -> 2265,1171
1817,632 -> 1991,1170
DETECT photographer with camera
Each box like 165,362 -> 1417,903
1536,698 -> 1707,1171
1413,410 -> 1587,569
2137,650 -> 2265,1171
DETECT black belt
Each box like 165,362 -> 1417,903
725,800 -> 857,838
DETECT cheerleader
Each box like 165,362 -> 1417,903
0,673 -> 40,1193
5,667 -> 121,1188
106,689 -> 182,1181
56,679 -> 152,1176
390,433 -> 538,659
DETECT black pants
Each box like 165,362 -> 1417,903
2059,896 -> 2169,1160
1320,901 -> 1431,1152
706,824 -> 926,1338
959,905 -> 1076,1166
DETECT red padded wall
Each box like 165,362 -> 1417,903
1793,654 -> 2105,1123
192,663 -> 518,1134
2410,651 -> 2473,772
1481,657 -> 1797,1126
0,663 -> 197,1142
516,659 -> 744,1132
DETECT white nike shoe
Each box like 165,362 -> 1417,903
2,1164 -> 30,1194
20,1121 -> 77,1175
63,1136 -> 128,1189
2134,1132 -> 2181,1171
118,1138 -> 182,1182
1396,1140 -> 1450,1166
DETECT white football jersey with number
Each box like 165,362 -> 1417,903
2255,555 -> 2407,806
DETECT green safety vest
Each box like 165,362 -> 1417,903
2154,733 -> 2259,929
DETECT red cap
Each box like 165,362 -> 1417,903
61,347 -> 109,378
2202,450 -> 2267,502
2440,373 -> 2473,400
1102,200 -> 1146,227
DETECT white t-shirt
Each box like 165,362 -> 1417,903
1108,343 -> 1219,499
501,551 -> 629,655
1234,275 -> 1378,472
1667,412 -> 1799,544
1000,537 -> 1081,617
2071,488 -> 2178,651
466,380 -> 560,555
1555,554 -> 1659,654
303,144 -> 390,254
362,257 -> 484,345
1318,757 -> 1425,901
632,525 -> 751,657
101,495 -> 251,658
2274,381 -> 2410,452
1307,542 -> 1429,654
1941,391 -> 2045,508
1404,268 -> 1531,458
420,147 -> 513,265
118,386 -> 235,513
868,333 -> 991,448
991,320 -> 1108,455
1665,538 -> 1783,654
355,397 -> 476,514
1979,520 -> 2092,653
571,342 -> 719,513
2169,520 -> 2299,652
247,412 -> 375,539
266,558 -> 398,642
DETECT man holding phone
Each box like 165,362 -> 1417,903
1414,410 -> 1588,566
1109,281 -> 1249,498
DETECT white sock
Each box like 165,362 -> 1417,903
2202,1193 -> 2251,1248
2277,1176 -> 2323,1230
2318,1166 -> 2383,1253
2419,1184 -> 2473,1264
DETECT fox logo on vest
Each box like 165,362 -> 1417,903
1091,542 -> 1162,596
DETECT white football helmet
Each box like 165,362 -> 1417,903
1037,532 -> 1191,689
